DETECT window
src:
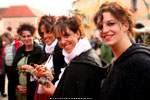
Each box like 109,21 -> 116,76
8,22 -> 11,27
130,0 -> 137,12
86,15 -> 89,25
19,22 -> 22,26
87,0 -> 90,7
78,5 -> 80,10
92,0 -> 95,5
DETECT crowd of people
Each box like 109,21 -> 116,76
0,1 -> 150,100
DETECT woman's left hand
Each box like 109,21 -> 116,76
42,81 -> 56,96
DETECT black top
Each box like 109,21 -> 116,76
99,43 -> 150,100
53,49 -> 107,99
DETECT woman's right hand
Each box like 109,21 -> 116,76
16,85 -> 27,94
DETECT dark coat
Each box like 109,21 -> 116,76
10,42 -> 45,100
53,49 -> 106,99
99,43 -> 150,100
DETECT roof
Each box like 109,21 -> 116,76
3,5 -> 44,17
0,8 -> 8,19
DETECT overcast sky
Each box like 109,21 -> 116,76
0,0 -> 76,16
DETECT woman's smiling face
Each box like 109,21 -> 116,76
56,27 -> 80,54
97,11 -> 128,47
21,30 -> 34,46
40,25 -> 55,45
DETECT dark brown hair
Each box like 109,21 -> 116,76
54,15 -> 85,39
38,15 -> 56,38
17,23 -> 36,36
94,2 -> 135,37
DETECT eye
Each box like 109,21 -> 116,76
64,33 -> 70,37
108,22 -> 115,26
22,36 -> 26,38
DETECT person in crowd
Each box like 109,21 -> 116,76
94,1 -> 150,100
0,36 -> 7,97
100,42 -> 113,64
33,15 -> 65,100
10,23 -> 44,100
1,32 -> 22,100
36,15 -> 106,99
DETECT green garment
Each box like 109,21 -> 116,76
100,42 -> 113,64
16,56 -> 28,100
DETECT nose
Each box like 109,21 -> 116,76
43,33 -> 47,38
60,37 -> 66,45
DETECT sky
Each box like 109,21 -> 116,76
0,0 -> 76,16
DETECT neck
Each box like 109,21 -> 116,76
111,38 -> 132,61
25,44 -> 34,51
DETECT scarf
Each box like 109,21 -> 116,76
63,37 -> 91,64
45,39 -> 58,54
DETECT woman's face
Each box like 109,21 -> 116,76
97,12 -> 129,47
40,25 -> 55,45
56,28 -> 80,54
21,30 -> 34,46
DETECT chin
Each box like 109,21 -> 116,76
105,41 -> 114,47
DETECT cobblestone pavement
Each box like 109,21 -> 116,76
0,76 -> 8,100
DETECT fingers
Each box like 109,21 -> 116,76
19,65 -> 32,71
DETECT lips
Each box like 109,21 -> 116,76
103,33 -> 114,41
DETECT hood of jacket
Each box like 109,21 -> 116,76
71,49 -> 103,68
115,43 -> 150,64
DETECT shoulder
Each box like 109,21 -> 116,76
73,49 -> 103,68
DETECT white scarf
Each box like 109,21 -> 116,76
63,37 -> 91,64
45,39 -> 58,54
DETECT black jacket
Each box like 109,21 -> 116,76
53,49 -> 106,99
10,42 -> 45,100
99,43 -> 150,100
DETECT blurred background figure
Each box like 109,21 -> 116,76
0,36 -> 7,97
1,32 -> 22,100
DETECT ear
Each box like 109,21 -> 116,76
123,21 -> 129,32
76,30 -> 81,39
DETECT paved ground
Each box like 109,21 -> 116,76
0,76 -> 8,100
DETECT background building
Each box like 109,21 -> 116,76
0,5 -> 45,38
73,0 -> 150,39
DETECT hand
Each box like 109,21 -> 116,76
19,65 -> 32,71
17,85 -> 27,94
42,81 -> 56,96
43,69 -> 54,81
34,65 -> 45,77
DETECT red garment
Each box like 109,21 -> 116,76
34,84 -> 50,100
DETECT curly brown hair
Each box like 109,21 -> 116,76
17,23 -> 36,36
